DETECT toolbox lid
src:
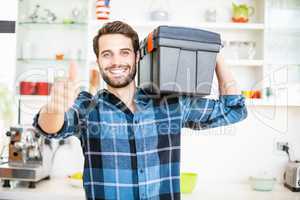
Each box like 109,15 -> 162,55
155,26 -> 222,45
140,26 -> 222,56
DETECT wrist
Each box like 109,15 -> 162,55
219,80 -> 239,95
41,101 -> 65,114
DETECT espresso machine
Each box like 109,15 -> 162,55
0,126 -> 53,188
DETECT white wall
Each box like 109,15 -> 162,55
0,0 -> 17,91
181,106 -> 300,184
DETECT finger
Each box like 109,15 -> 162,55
90,68 -> 100,87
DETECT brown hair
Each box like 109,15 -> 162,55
93,21 -> 140,58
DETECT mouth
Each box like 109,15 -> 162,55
106,66 -> 129,78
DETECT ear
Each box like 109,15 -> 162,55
135,51 -> 140,64
96,59 -> 102,70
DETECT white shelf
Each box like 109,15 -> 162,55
90,20 -> 265,31
265,61 -> 300,66
17,95 -> 50,101
193,22 -> 265,30
18,22 -> 88,29
246,99 -> 300,107
17,58 -> 86,64
226,59 -> 264,67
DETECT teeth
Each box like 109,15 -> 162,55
111,69 -> 125,74
109,67 -> 127,76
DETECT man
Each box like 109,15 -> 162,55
33,21 -> 247,200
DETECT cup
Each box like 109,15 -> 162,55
20,81 -> 36,95
22,42 -> 32,60
95,0 -> 110,20
56,53 -> 64,60
205,8 -> 217,22
36,82 -> 52,95
229,41 -> 240,60
232,3 -> 255,23
247,41 -> 256,60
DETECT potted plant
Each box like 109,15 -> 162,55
0,85 -> 14,159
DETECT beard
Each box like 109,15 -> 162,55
99,62 -> 136,88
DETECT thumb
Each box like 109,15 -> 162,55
68,60 -> 78,82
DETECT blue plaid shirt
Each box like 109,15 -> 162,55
33,88 -> 247,200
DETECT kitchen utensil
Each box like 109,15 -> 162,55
56,53 -> 64,60
242,90 -> 261,99
0,126 -> 53,188
20,81 -> 36,95
265,87 -> 273,98
95,0 -> 110,20
149,0 -> 170,21
228,41 -> 240,60
249,176 -> 276,191
284,161 -> 300,192
68,172 -> 83,188
36,82 -> 52,96
41,9 -> 57,23
232,3 -> 255,23
21,42 -> 32,59
63,18 -> 75,24
205,8 -> 217,22
72,7 -> 81,23
28,4 -> 41,23
150,10 -> 169,21
180,172 -> 198,193
247,41 -> 256,60
68,177 -> 83,188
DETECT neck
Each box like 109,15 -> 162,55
107,81 -> 137,112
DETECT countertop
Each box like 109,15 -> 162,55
0,178 -> 298,200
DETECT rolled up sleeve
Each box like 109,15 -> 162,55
32,91 -> 93,139
32,107 -> 79,139
180,95 -> 247,130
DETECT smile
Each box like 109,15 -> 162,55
107,66 -> 129,77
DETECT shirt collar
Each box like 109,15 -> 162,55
95,87 -> 153,112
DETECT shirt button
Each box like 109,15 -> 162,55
139,168 -> 144,173
134,119 -> 139,124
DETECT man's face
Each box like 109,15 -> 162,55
97,34 -> 138,88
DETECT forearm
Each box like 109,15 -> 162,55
215,55 -> 240,95
38,104 -> 65,134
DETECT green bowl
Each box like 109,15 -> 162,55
249,176 -> 276,191
180,172 -> 198,193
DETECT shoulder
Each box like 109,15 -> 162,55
73,91 -> 96,112
76,91 -> 93,101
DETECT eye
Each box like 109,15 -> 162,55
121,50 -> 130,56
102,52 -> 111,58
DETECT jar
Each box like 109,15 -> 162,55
96,0 -> 111,20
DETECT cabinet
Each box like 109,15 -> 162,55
16,0 -> 89,124
263,0 -> 300,106
15,0 -> 300,121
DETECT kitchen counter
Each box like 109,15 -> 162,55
0,178 -> 298,200
182,182 -> 299,200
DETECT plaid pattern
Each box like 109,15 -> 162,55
33,88 -> 247,200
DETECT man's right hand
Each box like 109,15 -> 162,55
47,61 -> 79,113
38,61 -> 80,134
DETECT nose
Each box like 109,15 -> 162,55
110,54 -> 121,67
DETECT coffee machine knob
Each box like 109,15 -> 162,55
6,131 -> 11,136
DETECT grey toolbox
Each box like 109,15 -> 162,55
138,26 -> 222,96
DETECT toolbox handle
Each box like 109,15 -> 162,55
140,31 -> 157,59
147,32 -> 154,53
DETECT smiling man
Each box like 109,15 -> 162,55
34,21 -> 247,200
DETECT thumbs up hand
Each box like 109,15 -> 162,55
48,61 -> 80,113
